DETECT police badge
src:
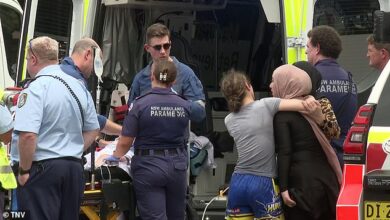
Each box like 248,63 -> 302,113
18,93 -> 28,108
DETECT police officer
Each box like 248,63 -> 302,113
109,59 -> 203,220
14,36 -> 99,219
128,23 -> 206,121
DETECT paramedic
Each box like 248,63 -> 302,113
127,23 -> 205,121
60,37 -> 122,136
109,59 -> 203,220
306,25 -> 358,167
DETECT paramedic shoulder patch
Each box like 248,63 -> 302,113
18,93 -> 28,108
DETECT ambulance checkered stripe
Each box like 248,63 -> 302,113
366,126 -> 390,172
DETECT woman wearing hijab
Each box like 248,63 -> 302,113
272,64 -> 341,220
294,61 -> 340,140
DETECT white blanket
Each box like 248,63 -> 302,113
84,140 -> 134,176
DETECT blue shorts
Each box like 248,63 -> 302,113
226,173 -> 283,219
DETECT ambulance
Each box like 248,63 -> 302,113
2,0 -> 389,219
0,0 -> 22,89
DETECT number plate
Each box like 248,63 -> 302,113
365,201 -> 390,220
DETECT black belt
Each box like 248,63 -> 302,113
32,156 -> 83,165
135,148 -> 184,156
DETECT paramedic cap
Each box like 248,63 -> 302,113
373,10 -> 390,43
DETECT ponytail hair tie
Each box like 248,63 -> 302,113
159,72 -> 167,81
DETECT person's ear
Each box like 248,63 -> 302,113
31,54 -> 37,65
85,48 -> 92,61
315,44 -> 320,55
381,48 -> 389,58
245,82 -> 252,91
150,72 -> 155,82
144,44 -> 150,53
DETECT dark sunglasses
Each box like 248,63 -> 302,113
29,39 -> 37,58
150,43 -> 171,51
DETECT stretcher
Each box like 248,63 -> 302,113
80,143 -> 136,220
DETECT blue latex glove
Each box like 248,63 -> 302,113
105,155 -> 120,163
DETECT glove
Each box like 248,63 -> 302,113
105,155 -> 120,163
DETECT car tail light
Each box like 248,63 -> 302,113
343,104 -> 375,163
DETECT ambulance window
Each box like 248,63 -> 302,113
0,5 -> 22,81
372,76 -> 390,126
34,0 -> 72,60
314,0 -> 380,35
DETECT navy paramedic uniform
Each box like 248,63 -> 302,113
315,59 -> 358,166
122,87 -> 197,220
13,65 -> 99,220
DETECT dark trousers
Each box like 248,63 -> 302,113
16,158 -> 84,220
131,150 -> 187,220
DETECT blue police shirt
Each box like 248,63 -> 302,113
60,56 -> 107,129
0,105 -> 13,135
13,65 -> 99,161
315,58 -> 358,150
128,57 -> 205,120
122,88 -> 196,149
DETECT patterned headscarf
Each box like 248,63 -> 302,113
273,64 -> 343,184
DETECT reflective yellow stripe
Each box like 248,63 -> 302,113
0,147 -> 17,189
284,0 -> 308,64
367,126 -> 390,143
21,43 -> 27,81
0,165 -> 13,173
83,0 -> 90,32
0,88 -> 4,101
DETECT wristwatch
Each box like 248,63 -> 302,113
18,167 -> 30,175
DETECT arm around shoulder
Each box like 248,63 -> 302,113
278,99 -> 305,111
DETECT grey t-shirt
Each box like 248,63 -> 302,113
225,97 -> 281,178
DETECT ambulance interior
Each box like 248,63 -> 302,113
2,0 -> 383,218
93,0 -> 279,216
